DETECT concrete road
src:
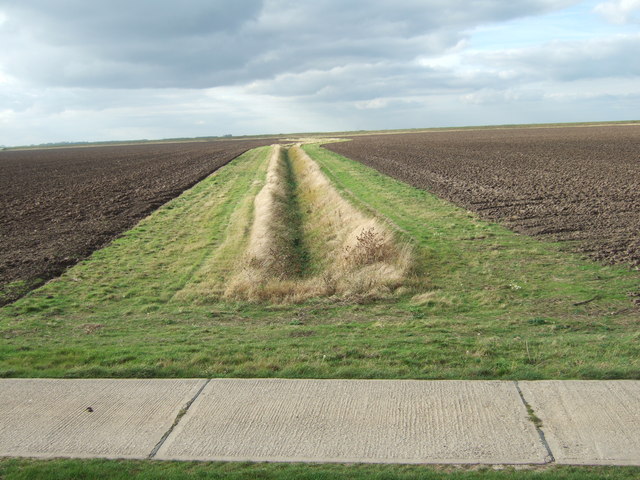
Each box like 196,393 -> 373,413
0,379 -> 638,465
0,379 -> 206,459
519,381 -> 640,465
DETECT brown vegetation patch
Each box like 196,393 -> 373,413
80,323 -> 104,335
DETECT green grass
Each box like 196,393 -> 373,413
1,459 -> 639,480
0,143 -> 638,379
0,279 -> 41,307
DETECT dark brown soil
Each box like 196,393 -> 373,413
0,139 -> 272,305
325,125 -> 640,269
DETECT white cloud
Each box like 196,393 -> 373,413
0,70 -> 12,84
460,88 -> 544,105
0,109 -> 15,125
355,98 -> 392,110
466,34 -> 640,81
594,0 -> 640,23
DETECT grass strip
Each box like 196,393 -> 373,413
1,459 -> 639,480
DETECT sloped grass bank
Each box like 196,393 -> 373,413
0,144 -> 638,379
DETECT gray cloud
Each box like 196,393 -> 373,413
2,0 -> 639,146
0,0 -> 577,89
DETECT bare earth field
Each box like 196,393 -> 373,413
325,125 -> 640,271
0,139 -> 272,304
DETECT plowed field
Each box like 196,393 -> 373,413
325,126 -> 640,269
0,139 -> 272,304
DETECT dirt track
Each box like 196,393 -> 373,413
0,139 -> 272,304
325,125 -> 640,270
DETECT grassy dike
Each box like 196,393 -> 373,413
0,143 -> 638,378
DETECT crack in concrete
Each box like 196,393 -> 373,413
148,378 -> 211,459
514,380 -> 555,464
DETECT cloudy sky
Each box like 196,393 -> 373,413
0,0 -> 639,146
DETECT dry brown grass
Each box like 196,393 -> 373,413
224,145 -> 302,300
224,144 -> 414,303
288,145 -> 413,299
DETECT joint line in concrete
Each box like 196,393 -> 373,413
514,380 -> 555,464
148,378 -> 211,459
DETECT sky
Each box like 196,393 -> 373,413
0,0 -> 639,146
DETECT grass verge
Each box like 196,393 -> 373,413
0,144 -> 638,378
0,459 -> 639,480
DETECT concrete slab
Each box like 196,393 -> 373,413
519,381 -> 640,465
156,379 -> 549,464
0,379 -> 206,459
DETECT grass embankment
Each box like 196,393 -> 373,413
0,143 -> 638,378
179,144 -> 412,302
1,459 -> 639,480
222,144 -> 412,302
